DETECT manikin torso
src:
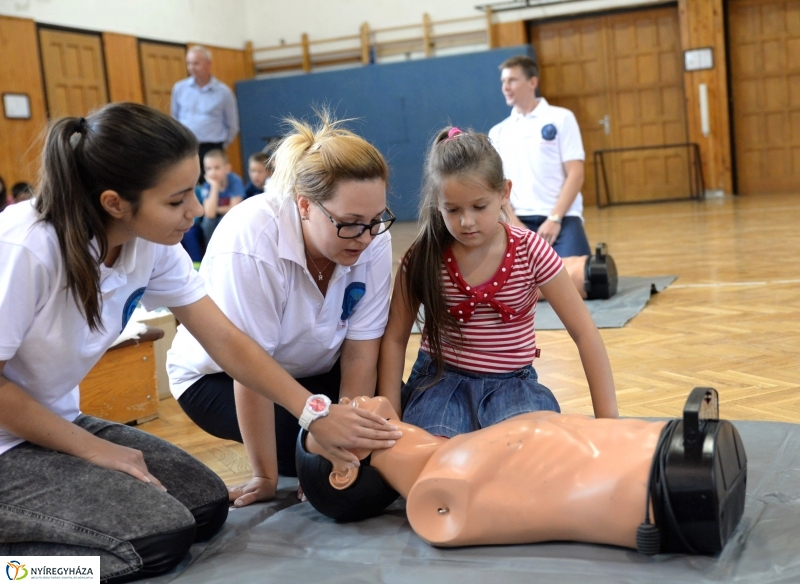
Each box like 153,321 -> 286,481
308,397 -> 665,549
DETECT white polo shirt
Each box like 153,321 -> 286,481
0,201 -> 206,455
167,193 -> 393,399
488,97 -> 585,218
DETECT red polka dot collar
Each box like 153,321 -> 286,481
443,222 -> 519,324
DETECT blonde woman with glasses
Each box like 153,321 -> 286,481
168,112 -> 398,507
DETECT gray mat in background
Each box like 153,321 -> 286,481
536,275 -> 677,330
144,419 -> 800,584
410,276 -> 677,333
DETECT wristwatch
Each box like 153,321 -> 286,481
547,213 -> 562,224
298,394 -> 332,430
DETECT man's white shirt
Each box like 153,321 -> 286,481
489,97 -> 585,218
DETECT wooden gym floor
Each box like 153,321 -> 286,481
140,192 -> 800,486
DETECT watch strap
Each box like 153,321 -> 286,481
298,394 -> 332,430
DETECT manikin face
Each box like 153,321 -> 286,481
248,160 -> 270,189
123,156 -> 203,246
500,66 -> 538,110
298,178 -> 387,267
203,155 -> 230,184
438,176 -> 510,249
186,50 -> 212,83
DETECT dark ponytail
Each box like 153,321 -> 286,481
35,102 -> 198,331
403,126 -> 506,380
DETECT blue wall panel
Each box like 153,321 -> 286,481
236,45 -> 533,221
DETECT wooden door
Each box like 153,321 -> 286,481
729,0 -> 800,195
102,33 -> 145,103
531,18 -> 612,207
531,6 -> 689,205
139,41 -> 187,115
38,28 -> 108,118
605,8 -> 689,203
0,16 -> 47,187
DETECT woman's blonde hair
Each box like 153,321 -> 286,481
269,109 -> 388,203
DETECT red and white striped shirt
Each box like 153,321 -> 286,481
420,224 -> 563,373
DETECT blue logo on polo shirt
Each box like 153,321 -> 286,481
341,282 -> 366,322
121,287 -> 146,332
542,124 -> 557,141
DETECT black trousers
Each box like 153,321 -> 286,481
177,361 -> 341,477
197,141 -> 225,184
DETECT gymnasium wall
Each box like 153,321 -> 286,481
0,16 -> 251,184
244,0 -> 666,48
236,45 -> 533,222
0,0 -> 248,49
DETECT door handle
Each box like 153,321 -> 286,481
598,114 -> 610,135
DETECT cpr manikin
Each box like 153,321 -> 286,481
297,388 -> 746,555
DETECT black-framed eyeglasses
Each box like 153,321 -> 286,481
314,201 -> 396,239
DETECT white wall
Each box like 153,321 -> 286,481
0,0 -> 669,51
244,0 -> 666,48
0,0 -> 249,48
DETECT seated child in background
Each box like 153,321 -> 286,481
11,182 -> 33,203
244,152 -> 272,199
0,175 -> 9,212
200,149 -> 244,244
181,185 -> 206,265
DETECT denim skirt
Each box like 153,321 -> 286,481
401,349 -> 560,438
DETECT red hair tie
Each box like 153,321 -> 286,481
444,127 -> 463,142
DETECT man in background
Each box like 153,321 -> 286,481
488,55 -> 591,258
171,45 -> 240,184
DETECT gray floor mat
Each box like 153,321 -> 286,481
143,419 -> 800,584
536,275 -> 677,330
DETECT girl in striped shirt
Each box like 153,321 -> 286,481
378,127 -> 618,437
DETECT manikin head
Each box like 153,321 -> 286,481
296,397 -> 401,522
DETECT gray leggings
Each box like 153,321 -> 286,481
0,415 -> 228,583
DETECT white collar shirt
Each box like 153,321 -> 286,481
167,194 -> 393,399
0,201 -> 205,455
488,97 -> 585,218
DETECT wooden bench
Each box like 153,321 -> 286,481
79,326 -> 164,425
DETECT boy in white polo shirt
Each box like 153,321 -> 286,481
488,55 -> 591,258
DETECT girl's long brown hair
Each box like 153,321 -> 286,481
403,127 -> 506,379
35,102 -> 197,331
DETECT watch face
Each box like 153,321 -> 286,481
308,397 -> 328,413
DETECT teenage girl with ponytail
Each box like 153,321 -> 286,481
168,111 -> 398,508
378,127 -> 618,437
0,103 -> 400,582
